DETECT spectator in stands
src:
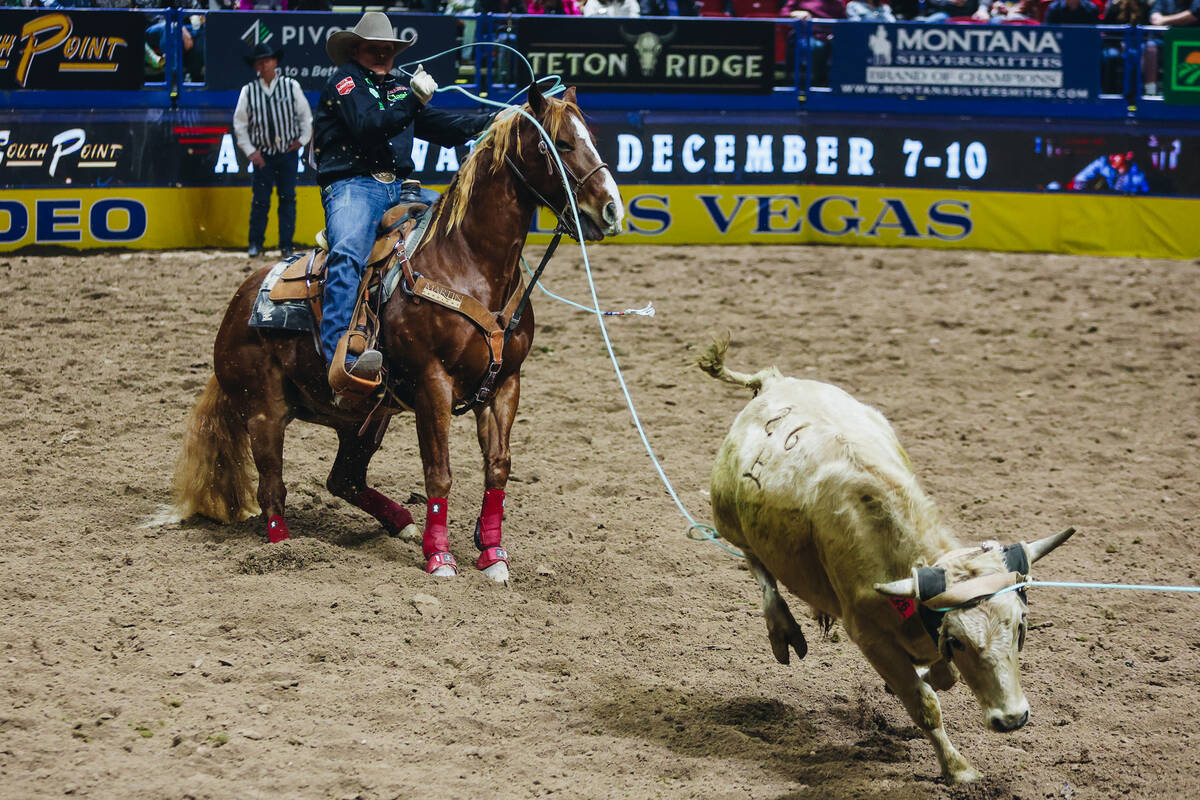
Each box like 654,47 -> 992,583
529,0 -> 584,12
913,0 -> 980,22
640,0 -> 700,13
1101,0 -> 1151,93
782,0 -> 846,87
472,0 -> 529,84
846,0 -> 895,20
1044,0 -> 1100,23
581,0 -> 641,15
233,42 -> 313,259
1105,0 -> 1150,22
1069,151 -> 1149,193
1149,0 -> 1199,25
981,0 -> 1037,19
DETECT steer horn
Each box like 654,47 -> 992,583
875,576 -> 917,597
1026,526 -> 1076,564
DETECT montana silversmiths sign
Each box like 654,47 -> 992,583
830,22 -> 1101,102
203,11 -> 460,93
515,17 -> 774,94
0,9 -> 145,90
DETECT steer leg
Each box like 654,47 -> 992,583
852,627 -> 979,783
745,553 -> 807,664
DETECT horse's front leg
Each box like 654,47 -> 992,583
472,373 -> 519,583
414,372 -> 458,577
326,418 -> 418,540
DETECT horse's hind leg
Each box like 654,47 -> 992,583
326,418 -> 418,539
471,374 -> 519,583
245,402 -> 291,543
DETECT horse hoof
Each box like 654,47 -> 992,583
425,551 -> 458,577
481,561 -> 509,584
395,522 -> 420,543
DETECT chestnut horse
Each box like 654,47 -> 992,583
172,84 -> 624,581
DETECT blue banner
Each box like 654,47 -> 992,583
202,11 -> 461,93
830,22 -> 1102,102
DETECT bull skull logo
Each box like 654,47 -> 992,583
619,25 -> 677,77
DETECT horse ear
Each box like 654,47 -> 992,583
527,81 -> 547,116
562,86 -> 577,105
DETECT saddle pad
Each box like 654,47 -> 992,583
249,257 -> 316,333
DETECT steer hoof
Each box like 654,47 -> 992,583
768,624 -> 807,665
944,765 -> 981,785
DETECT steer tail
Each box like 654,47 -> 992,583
171,375 -> 259,524
697,334 -> 781,393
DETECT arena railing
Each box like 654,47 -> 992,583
0,8 -> 1193,124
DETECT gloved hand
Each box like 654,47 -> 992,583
410,65 -> 438,105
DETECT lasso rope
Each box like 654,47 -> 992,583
399,43 -> 733,556
392,46 -> 1200,599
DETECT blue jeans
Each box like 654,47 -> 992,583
319,176 -> 407,367
249,150 -> 298,251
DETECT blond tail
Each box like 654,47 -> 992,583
171,375 -> 259,523
697,333 -> 780,393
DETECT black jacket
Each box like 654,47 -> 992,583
313,61 -> 491,188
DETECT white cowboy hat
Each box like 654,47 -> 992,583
325,12 -> 416,67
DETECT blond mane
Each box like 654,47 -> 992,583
422,96 -> 583,243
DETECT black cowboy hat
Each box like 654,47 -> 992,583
243,42 -> 284,67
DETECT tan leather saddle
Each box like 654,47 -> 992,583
268,197 -> 430,399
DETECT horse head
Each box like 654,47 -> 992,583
510,82 -> 624,242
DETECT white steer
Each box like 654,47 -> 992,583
700,337 -> 1074,783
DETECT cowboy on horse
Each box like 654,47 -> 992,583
312,12 -> 493,398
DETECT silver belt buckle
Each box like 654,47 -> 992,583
371,171 -> 396,184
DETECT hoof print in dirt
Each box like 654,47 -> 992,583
238,540 -> 338,574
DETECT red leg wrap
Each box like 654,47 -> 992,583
267,515 -> 290,543
476,488 -> 505,549
476,546 -> 509,571
355,488 -> 415,535
426,551 -> 458,575
422,497 -> 450,559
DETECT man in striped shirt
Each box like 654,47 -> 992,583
233,43 -> 313,258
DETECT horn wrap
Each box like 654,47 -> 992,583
923,571 -> 1023,610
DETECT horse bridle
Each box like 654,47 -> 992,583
504,134 -> 611,239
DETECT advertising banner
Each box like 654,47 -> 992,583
1163,28 -> 1200,106
515,17 -> 775,94
202,11 -> 460,93
830,22 -> 1102,102
604,123 -> 1197,196
0,185 -> 1193,260
3,110 -> 1197,200
0,120 -> 156,185
0,9 -> 145,90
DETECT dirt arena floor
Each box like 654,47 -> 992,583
1,243 -> 1198,800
